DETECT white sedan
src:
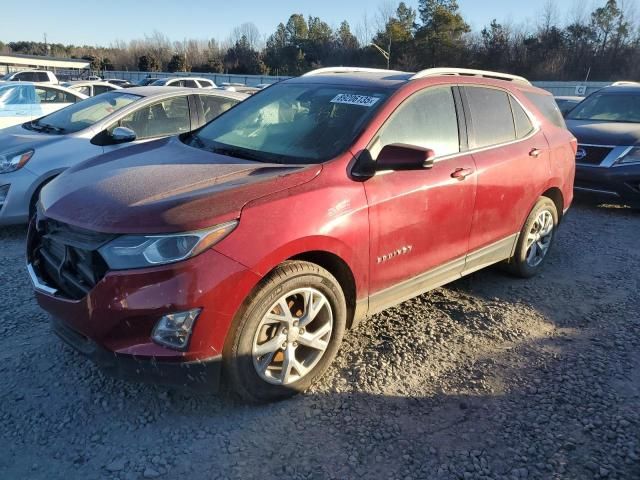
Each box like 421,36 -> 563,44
0,83 -> 87,129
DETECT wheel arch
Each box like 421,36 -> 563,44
288,250 -> 359,329
541,186 -> 565,222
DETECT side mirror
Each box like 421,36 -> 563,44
376,144 -> 436,171
110,126 -> 137,144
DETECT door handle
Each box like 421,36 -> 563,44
451,168 -> 473,180
529,148 -> 542,158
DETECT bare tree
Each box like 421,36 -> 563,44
229,22 -> 262,50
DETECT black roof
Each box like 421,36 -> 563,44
286,71 -> 413,90
598,85 -> 640,94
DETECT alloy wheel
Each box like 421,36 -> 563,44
252,287 -> 333,385
525,209 -> 554,267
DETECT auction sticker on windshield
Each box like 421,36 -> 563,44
331,94 -> 380,107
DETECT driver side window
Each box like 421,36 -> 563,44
111,96 -> 191,140
371,86 -> 460,160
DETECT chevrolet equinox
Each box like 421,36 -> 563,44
28,67 -> 577,402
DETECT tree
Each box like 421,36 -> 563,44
230,22 -> 261,50
167,53 -> 189,72
223,35 -> 266,74
138,54 -> 160,72
415,0 -> 470,66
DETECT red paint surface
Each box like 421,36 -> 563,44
34,75 -> 576,367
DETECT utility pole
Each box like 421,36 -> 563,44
369,42 -> 390,69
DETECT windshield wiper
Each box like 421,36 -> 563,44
210,146 -> 270,162
38,122 -> 65,133
28,121 -> 65,133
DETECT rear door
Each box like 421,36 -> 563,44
461,85 -> 550,269
364,86 -> 476,297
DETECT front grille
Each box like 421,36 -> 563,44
32,217 -> 114,300
576,145 -> 613,165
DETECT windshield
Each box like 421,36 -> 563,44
1,72 -> 14,80
26,91 -> 140,134
187,83 -> 389,164
151,79 -> 167,86
567,93 -> 640,123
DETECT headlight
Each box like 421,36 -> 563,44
99,221 -> 238,269
0,149 -> 34,174
616,147 -> 640,165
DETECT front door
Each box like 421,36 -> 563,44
364,86 -> 476,301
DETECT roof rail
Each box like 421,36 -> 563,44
303,67 -> 406,76
611,81 -> 640,86
410,68 -> 531,86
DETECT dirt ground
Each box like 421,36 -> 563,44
0,200 -> 638,480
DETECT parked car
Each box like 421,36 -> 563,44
222,85 -> 261,95
104,78 -> 135,88
565,83 -> 640,208
137,77 -> 161,86
0,87 -> 247,225
0,82 -> 87,129
1,70 -> 58,84
61,81 -> 122,97
151,77 -> 217,88
28,67 -> 576,402
555,95 -> 583,116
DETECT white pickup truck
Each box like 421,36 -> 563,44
1,70 -> 59,84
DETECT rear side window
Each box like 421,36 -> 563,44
35,87 -> 77,104
198,95 -> 239,123
198,79 -> 214,88
465,86 -> 515,148
182,80 -> 199,88
524,92 -> 566,128
16,72 -> 34,81
373,86 -> 460,159
35,72 -> 49,82
510,96 -> 534,139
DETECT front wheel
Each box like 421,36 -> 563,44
505,197 -> 558,278
223,261 -> 347,402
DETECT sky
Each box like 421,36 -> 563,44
0,0 -> 622,46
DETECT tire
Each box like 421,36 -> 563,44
505,197 -> 558,278
223,260 -> 347,402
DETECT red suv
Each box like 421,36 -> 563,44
28,68 -> 576,402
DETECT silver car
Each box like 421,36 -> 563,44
61,81 -> 122,97
0,86 -> 247,225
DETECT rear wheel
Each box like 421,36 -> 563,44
223,261 -> 347,402
505,197 -> 558,278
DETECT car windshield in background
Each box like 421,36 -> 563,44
187,83 -> 390,164
26,91 -> 140,134
567,93 -> 640,123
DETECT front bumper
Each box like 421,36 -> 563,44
0,168 -> 39,225
52,316 -> 222,391
29,237 -> 262,389
575,163 -> 640,207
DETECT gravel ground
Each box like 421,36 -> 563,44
0,201 -> 638,480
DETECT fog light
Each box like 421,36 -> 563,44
152,309 -> 201,350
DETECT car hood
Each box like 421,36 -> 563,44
566,119 -> 640,146
0,124 -> 65,152
41,136 -> 321,234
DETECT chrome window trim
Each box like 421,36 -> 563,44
368,83 -> 542,173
